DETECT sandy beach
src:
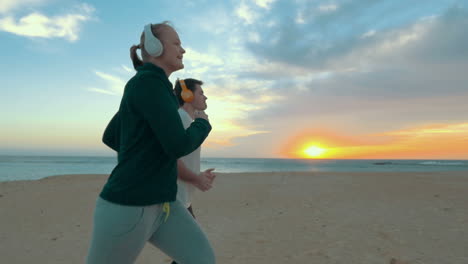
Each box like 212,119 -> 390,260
1,171 -> 467,264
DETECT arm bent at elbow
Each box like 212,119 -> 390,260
177,160 -> 215,192
102,112 -> 121,152
132,75 -> 212,159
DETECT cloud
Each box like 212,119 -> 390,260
87,88 -> 116,96
87,68 -> 129,96
365,122 -> 468,159
233,0 -> 278,25
402,6 -> 468,63
236,1 -> 258,24
194,7 -> 233,35
318,4 -> 338,13
183,47 -> 223,67
362,30 -> 376,38
121,65 -> 133,73
0,0 -> 47,14
253,0 -> 276,10
383,123 -> 468,137
175,47 -> 226,78
245,1 -> 465,70
204,118 -> 269,149
179,2 -> 468,157
0,3 -> 94,41
172,46 -> 281,148
248,31 -> 261,43
240,5 -> 468,97
201,82 -> 277,149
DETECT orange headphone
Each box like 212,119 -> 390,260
179,79 -> 194,103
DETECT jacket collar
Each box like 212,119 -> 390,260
137,63 -> 173,88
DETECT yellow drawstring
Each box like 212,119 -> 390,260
163,202 -> 170,222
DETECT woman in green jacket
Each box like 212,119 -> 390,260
86,22 -> 215,264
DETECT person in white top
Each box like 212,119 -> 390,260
174,78 -> 216,218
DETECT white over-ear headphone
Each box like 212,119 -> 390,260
144,24 -> 163,57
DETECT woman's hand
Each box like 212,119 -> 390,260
194,110 -> 209,121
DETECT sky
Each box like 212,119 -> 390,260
1,0 -> 468,159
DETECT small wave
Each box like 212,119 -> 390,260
373,162 -> 394,165
418,161 -> 465,166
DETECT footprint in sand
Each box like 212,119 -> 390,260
390,258 -> 409,264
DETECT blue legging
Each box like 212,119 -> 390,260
86,197 -> 215,264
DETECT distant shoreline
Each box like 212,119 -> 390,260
1,154 -> 468,160
2,156 -> 468,182
8,170 -> 468,183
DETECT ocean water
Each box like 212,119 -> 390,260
0,155 -> 467,182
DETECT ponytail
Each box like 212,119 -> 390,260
130,44 -> 144,69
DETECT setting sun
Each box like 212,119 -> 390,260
303,145 -> 326,158
280,132 -> 341,159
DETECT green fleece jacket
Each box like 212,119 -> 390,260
100,63 -> 211,206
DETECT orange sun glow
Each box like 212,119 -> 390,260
303,145 -> 327,158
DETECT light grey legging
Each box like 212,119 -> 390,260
86,197 -> 215,264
